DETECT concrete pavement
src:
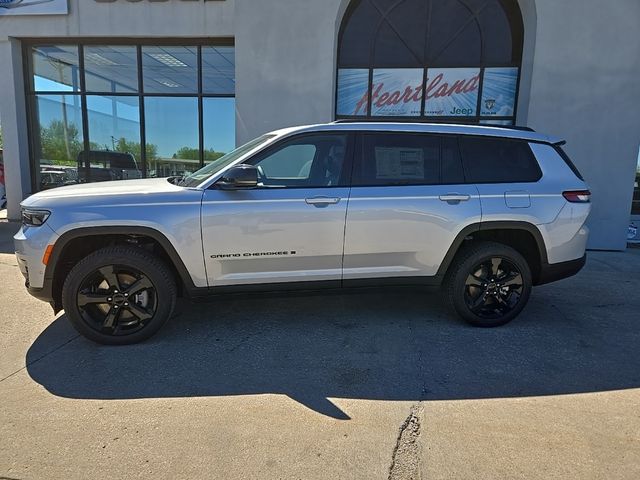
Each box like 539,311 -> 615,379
1,219 -> 639,479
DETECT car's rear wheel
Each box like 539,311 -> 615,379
62,246 -> 176,345
445,241 -> 532,327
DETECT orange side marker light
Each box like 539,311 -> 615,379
42,244 -> 55,265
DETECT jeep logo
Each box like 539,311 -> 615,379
449,107 -> 474,116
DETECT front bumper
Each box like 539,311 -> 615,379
14,223 -> 59,305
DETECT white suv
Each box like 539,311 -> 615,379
15,122 -> 591,344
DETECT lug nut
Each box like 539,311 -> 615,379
114,305 -> 119,309
124,293 -> 128,297
124,302 -> 129,306
107,298 -> 112,302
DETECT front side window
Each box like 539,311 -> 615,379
354,133 -> 464,186
459,136 -> 541,183
249,134 -> 349,188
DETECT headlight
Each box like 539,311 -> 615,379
21,208 -> 51,227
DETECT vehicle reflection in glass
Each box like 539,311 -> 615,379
76,150 -> 142,183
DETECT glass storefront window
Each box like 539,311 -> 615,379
84,96 -> 142,183
26,42 -> 236,191
144,97 -> 199,177
32,45 -> 80,92
142,46 -> 198,94
203,97 -> 236,164
336,0 -> 524,123
32,94 -> 84,190
84,46 -> 139,93
202,46 -> 235,94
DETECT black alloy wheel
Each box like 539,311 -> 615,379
62,246 -> 176,345
464,257 -> 524,320
445,241 -> 532,327
76,264 -> 157,336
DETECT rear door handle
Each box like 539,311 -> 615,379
439,193 -> 471,203
305,196 -> 341,207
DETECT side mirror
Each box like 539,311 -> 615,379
217,164 -> 259,190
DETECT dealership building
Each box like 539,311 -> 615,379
0,0 -> 638,249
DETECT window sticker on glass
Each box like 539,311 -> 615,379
424,68 -> 480,117
481,67 -> 519,117
370,69 -> 423,117
375,147 -> 424,180
336,69 -> 370,116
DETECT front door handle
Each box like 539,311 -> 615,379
439,193 -> 471,203
305,196 -> 341,207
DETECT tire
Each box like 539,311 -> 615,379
62,246 -> 177,345
444,241 -> 532,327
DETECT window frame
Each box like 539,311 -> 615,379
242,131 -> 356,190
352,131 -> 461,187
350,131 -> 543,187
458,135 -> 543,184
23,37 -> 235,192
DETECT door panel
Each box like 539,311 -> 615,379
201,188 -> 349,286
343,185 -> 481,279
343,132 -> 481,279
201,132 -> 352,287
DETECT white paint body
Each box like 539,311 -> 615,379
15,122 -> 590,292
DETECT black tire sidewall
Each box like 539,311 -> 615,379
447,242 -> 532,327
62,246 -> 176,345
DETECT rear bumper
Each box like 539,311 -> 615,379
536,254 -> 586,285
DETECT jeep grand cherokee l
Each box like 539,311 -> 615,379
15,122 -> 591,344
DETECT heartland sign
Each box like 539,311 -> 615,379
336,67 -> 518,118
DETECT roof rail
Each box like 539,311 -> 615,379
332,119 -> 536,132
486,125 -> 536,132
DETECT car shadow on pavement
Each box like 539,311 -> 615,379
25,286 -> 640,420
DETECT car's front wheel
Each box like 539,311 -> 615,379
62,246 -> 177,345
445,241 -> 532,327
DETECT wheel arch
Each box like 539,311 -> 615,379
437,221 -> 549,285
46,226 -> 197,312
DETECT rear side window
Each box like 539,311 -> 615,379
459,136 -> 542,183
354,133 -> 464,186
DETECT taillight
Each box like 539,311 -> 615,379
563,190 -> 591,203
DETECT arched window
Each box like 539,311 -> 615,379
336,0 -> 524,124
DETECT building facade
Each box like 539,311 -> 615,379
0,0 -> 639,249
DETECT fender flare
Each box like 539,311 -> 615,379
435,220 -> 548,279
45,226 -> 198,301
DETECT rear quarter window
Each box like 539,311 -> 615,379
459,136 -> 542,183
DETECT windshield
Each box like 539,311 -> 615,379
178,134 -> 276,187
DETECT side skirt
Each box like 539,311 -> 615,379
186,276 -> 444,301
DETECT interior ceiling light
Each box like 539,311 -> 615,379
155,78 -> 181,88
149,53 -> 188,68
85,53 -> 117,66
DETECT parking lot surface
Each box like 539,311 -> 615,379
1,219 -> 639,479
